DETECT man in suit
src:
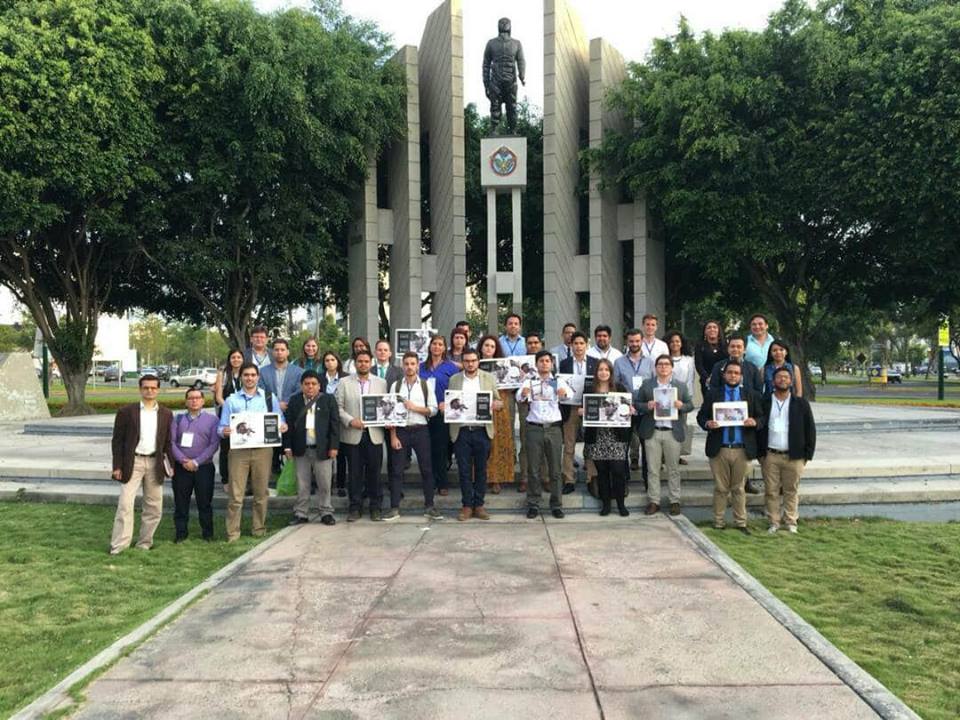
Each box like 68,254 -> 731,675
559,331 -> 597,494
636,354 -> 694,516
759,366 -> 816,534
283,370 -> 340,526
448,348 -> 501,520
335,349 -> 387,521
259,338 -> 303,411
372,339 -> 403,386
109,374 -> 174,554
697,360 -> 765,534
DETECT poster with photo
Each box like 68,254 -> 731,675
654,386 -> 679,421
582,393 -> 633,428
229,412 -> 282,448
712,401 -> 748,427
479,356 -> 538,389
443,390 -> 493,424
557,373 -> 587,406
394,328 -> 433,361
360,393 -> 408,427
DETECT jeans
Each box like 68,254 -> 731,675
454,429 -> 490,508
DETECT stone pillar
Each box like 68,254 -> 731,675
543,0 -> 589,342
633,195 -> 665,322
348,153 -> 380,343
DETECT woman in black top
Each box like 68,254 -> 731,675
581,359 -> 635,516
214,349 -> 244,485
694,320 -> 728,399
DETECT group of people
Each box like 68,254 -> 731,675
107,313 -> 816,554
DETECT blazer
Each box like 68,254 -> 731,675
335,374 -> 387,445
372,362 -> 403,388
635,378 -> 694,442
111,403 -> 174,484
696,386 -> 765,460
558,355 -> 598,422
259,363 -> 304,404
758,394 -> 817,461
447,370 -> 499,442
320,371 -> 348,395
709,357 -> 764,396
582,381 -> 633,445
282,391 -> 340,457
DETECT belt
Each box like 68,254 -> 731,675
528,421 -> 561,428
461,426 -> 485,431
135,452 -> 156,457
767,448 -> 789,455
720,443 -> 744,449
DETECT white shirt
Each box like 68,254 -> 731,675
251,350 -> 271,369
396,376 -> 437,426
460,373 -> 482,394
517,375 -> 571,424
571,356 -> 589,375
135,401 -> 159,455
670,355 -> 696,400
639,337 -> 670,376
305,403 -> 317,446
768,393 -> 791,451
587,345 -> 623,362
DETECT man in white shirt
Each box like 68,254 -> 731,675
387,352 -> 442,521
586,324 -> 623,362
518,351 -> 571,519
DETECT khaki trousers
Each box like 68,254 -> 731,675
709,448 -> 749,527
294,448 -> 334,519
110,455 -> 163,553
644,429 -> 682,504
518,402 -> 546,483
761,452 -> 806,528
227,446 -> 273,541
561,411 -> 595,486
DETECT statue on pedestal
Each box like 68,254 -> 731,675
482,18 -> 525,134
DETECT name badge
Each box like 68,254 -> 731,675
771,418 -> 786,434
632,376 -> 644,391
181,431 -> 195,448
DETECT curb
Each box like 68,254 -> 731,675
10,525 -> 299,720
669,514 -> 921,720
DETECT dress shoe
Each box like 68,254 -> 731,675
669,503 -> 681,516
289,515 -> 309,526
562,483 -> 576,495
618,504 -> 630,517
737,526 -> 751,536
489,483 -> 501,494
337,487 -> 347,497
525,507 -> 539,519
457,506 -> 473,521
644,502 -> 660,515
438,488 -> 449,496
551,508 -> 565,519
599,501 -> 611,517
473,506 -> 490,520
203,535 -> 213,542
347,510 -> 361,522
174,536 -> 186,544
518,482 -> 528,493
320,515 -> 336,526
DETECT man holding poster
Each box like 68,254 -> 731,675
636,355 -> 694,516
218,363 -> 287,542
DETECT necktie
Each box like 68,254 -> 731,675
566,347 -> 571,359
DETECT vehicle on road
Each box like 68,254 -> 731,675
807,364 -> 823,380
102,365 -> 123,383
139,367 -> 159,378
868,365 -> 902,383
169,367 -> 217,389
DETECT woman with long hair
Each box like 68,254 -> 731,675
664,331 -> 696,463
581,359 -> 633,516
477,333 -> 514,494
320,350 -> 350,495
342,336 -> 372,375
214,349 -> 244,486
295,336 -> 322,371
420,334 -> 460,495
448,328 -> 469,369
763,340 -> 804,398
694,320 -> 727,400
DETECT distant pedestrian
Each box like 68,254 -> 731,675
170,388 -> 220,542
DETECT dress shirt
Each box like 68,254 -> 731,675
745,333 -> 775,369
767,393 -> 791,451
550,343 -> 572,362
460,373 -> 482,394
171,411 -> 221,465
723,385 -> 744,446
218,388 -> 286,437
396,376 -> 438,426
570,357 -> 589,375
670,355 -> 697,399
639,337 -> 670,376
587,345 -> 623,362
324,373 -> 341,394
517,375 -> 570,424
275,366 -> 287,394
250,349 -> 271,369
499,334 -> 527,357
135,402 -> 159,455
614,353 -> 647,396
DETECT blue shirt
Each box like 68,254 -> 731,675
614,353 -> 648,400
170,411 -> 221,465
419,360 -> 460,405
499,334 -> 526,357
745,334 -> 775,369
218,388 -> 286,437
723,385 -> 743,445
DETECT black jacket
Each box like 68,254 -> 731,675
282,391 -> 340,457
558,355 -> 598,422
697,386 -> 765,460
709,357 -> 764,396
759,394 -> 816,461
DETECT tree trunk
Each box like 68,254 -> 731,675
59,366 -> 94,416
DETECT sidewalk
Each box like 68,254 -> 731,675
64,516 -> 883,719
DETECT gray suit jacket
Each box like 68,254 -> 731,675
635,378 -> 694,442
335,374 -> 387,445
447,370 -> 498,442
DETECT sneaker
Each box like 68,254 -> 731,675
767,525 -> 779,535
787,525 -> 798,534
320,514 -> 336,526
457,507 -> 473,521
347,510 -> 361,523
289,515 -> 309,526
370,509 -> 382,522
383,508 -> 400,522
474,506 -> 490,520
525,507 -> 539,519
424,506 -> 444,520
669,503 -> 681,516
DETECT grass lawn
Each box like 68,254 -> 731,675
704,518 -> 960,720
0,501 -> 290,717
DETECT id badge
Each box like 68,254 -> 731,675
632,376 -> 643,391
181,432 -> 195,448
771,418 -> 786,434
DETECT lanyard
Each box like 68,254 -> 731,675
404,379 -> 418,400
642,340 -> 656,357
774,398 -> 787,417
504,337 -> 522,355
628,354 -> 643,374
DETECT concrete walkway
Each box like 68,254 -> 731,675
68,516 -> 881,719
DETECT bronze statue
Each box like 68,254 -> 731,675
483,18 -> 526,134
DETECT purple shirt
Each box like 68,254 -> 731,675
170,411 -> 221,466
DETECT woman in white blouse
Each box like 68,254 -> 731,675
665,331 -> 696,463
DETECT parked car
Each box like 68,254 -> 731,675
139,367 -> 159,378
868,365 -> 902,383
102,365 -> 123,383
169,367 -> 218,388
155,365 -> 171,381
807,364 -> 823,380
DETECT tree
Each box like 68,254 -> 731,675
135,0 -> 404,347
0,0 -> 160,414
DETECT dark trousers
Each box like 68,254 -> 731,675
454,429 -> 490,508
595,459 -> 628,505
172,462 -> 215,539
218,438 -> 230,484
346,431 -> 382,513
389,426 -> 435,509
335,452 -> 348,490
427,413 -> 450,489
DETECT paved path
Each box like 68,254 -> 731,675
70,516 -> 879,719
